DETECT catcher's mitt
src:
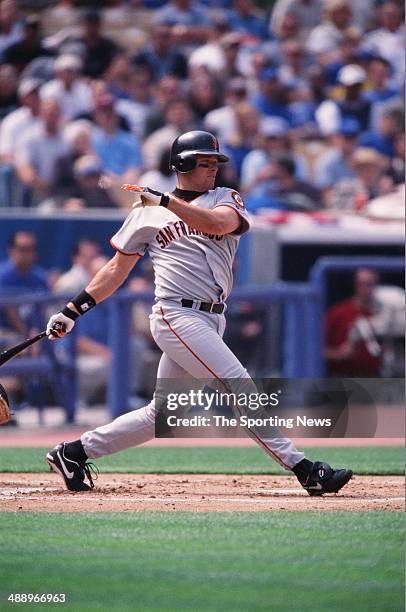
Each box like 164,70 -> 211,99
0,383 -> 11,425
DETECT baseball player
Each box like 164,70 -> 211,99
45,130 -> 353,496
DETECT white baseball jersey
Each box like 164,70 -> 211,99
110,187 -> 251,303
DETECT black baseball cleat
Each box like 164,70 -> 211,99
46,442 -> 97,492
299,461 -> 353,497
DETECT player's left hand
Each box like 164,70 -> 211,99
121,184 -> 169,208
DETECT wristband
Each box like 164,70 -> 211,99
62,306 -> 79,321
71,290 -> 97,315
160,194 -> 170,208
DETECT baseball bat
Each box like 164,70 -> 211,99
0,323 -> 64,367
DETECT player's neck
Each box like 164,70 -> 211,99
173,187 -> 207,202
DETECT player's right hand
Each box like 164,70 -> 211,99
46,312 -> 75,340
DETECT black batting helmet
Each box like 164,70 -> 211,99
169,130 -> 229,173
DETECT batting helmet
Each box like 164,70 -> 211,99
169,130 -> 229,173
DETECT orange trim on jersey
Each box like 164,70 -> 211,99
109,239 -> 143,258
159,305 -> 290,470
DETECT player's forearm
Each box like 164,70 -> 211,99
167,195 -> 225,235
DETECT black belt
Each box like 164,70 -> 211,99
181,299 -> 225,314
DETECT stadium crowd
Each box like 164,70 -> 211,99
0,0 -> 404,213
0,0 -> 404,415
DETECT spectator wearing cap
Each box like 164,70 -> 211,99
75,9 -> 120,79
2,14 -> 54,73
15,98 -> 68,204
250,67 -> 291,122
133,22 -> 188,82
204,77 -> 247,142
61,155 -> 119,210
155,0 -> 213,47
241,116 -> 309,193
50,120 -> 93,202
306,0 -> 359,60
0,63 -> 18,119
245,154 -> 322,213
91,98 -> 142,184
313,117 -> 360,198
324,32 -> 363,86
0,0 -> 22,57
362,2 -> 404,89
359,107 -> 404,158
315,64 -> 371,135
188,29 -> 243,80
225,0 -> 269,43
270,0 -> 323,38
328,147 -> 391,209
0,77 -> 41,164
39,54 -> 92,120
364,56 -> 400,105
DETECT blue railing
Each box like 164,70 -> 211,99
0,254 -> 403,420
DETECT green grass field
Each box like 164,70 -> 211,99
0,445 -> 403,474
0,446 -> 404,611
0,512 -> 403,611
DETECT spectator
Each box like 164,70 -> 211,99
0,231 -> 48,337
74,9 -> 120,79
0,63 -> 18,119
188,27 -> 239,79
74,80 -> 131,133
155,0 -> 213,47
102,53 -> 134,100
115,68 -> 154,139
40,54 -> 93,120
315,64 -> 371,135
50,119 -> 93,202
91,98 -> 142,183
322,31 -> 362,86
328,147 -> 391,209
241,116 -> 309,193
250,67 -> 291,122
143,75 -> 183,137
137,147 -> 177,193
313,117 -> 360,193
142,97 -> 195,170
188,74 -> 223,121
270,0 -> 323,38
204,77 -> 247,143
15,98 -> 68,204
362,1 -> 404,89
246,154 -> 322,212
223,100 -> 260,178
359,107 -> 404,157
53,239 -> 101,295
306,0 -> 358,60
2,14 -> 54,73
0,0 -> 22,57
278,40 -> 310,94
62,155 -> 119,210
0,78 -> 41,164
133,22 -> 188,82
364,56 -> 400,105
225,0 -> 269,43
325,268 -> 382,376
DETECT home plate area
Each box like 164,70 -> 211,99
0,474 -> 403,512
